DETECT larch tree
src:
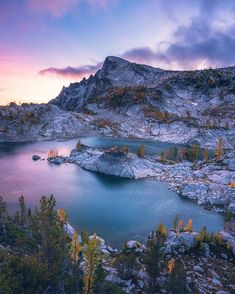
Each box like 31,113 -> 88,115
83,234 -> 101,294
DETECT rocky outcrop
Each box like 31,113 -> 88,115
0,103 -> 94,142
49,56 -> 235,149
49,145 -> 235,212
1,57 -> 234,148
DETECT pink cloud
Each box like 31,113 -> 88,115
39,62 -> 102,78
26,0 -> 115,17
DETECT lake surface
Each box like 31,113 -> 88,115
0,137 -> 223,247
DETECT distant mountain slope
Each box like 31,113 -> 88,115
1,56 -> 234,147
49,56 -> 179,110
48,56 -> 235,148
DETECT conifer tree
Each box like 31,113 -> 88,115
0,196 -> 7,222
36,196 -> 69,289
0,196 -> 7,238
185,219 -> 193,232
166,259 -> 187,294
81,229 -> 89,244
144,232 -> 165,293
70,231 -> 83,263
19,195 -> 27,226
83,234 -> 101,294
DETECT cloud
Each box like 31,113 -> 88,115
39,63 -> 102,78
26,0 -> 115,17
122,0 -> 235,69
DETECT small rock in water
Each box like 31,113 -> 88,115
32,155 -> 41,161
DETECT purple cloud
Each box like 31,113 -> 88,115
39,63 -> 102,78
122,0 -> 235,69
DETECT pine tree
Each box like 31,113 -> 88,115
83,234 -> 101,294
185,219 -> 193,232
0,196 -> 7,238
70,231 -> 83,263
57,208 -> 67,224
157,223 -> 168,236
144,233 -> 165,293
19,195 -> 27,226
0,196 -> 7,222
36,196 -> 69,289
81,229 -> 89,244
166,259 -> 187,294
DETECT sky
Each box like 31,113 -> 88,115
1,0 -> 235,105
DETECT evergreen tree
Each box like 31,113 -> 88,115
143,232 -> 165,293
70,231 -> 83,263
81,229 -> 89,245
83,234 -> 101,294
166,259 -> 187,294
0,197 -> 7,239
19,195 -> 27,226
36,196 -> 70,290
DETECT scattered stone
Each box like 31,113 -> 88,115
193,265 -> 204,274
32,155 -> 41,161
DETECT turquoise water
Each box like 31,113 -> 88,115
0,137 -> 223,247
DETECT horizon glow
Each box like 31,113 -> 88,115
1,0 -> 235,105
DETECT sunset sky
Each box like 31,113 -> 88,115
1,0 -> 235,105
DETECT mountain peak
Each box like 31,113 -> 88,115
100,56 -> 130,74
103,56 -> 129,64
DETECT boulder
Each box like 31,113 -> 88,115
178,232 -> 196,249
193,265 -> 204,274
32,155 -> 41,161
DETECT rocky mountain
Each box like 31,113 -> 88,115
50,56 -> 235,148
1,56 -> 234,148
0,104 -> 94,142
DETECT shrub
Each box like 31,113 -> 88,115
48,150 -> 58,158
137,144 -> 145,158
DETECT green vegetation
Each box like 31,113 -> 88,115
0,196 -> 234,293
0,196 -> 122,294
